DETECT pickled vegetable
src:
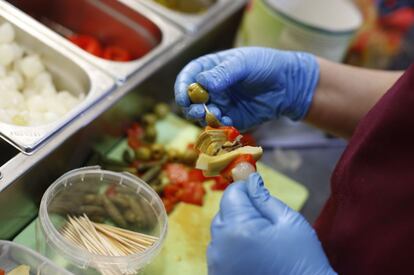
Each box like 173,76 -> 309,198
150,144 -> 165,160
142,113 -> 158,125
134,147 -> 152,161
188,83 -> 209,104
0,23 -> 85,127
102,196 -> 127,228
154,103 -> 170,118
143,125 -> 157,143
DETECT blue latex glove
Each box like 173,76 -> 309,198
174,47 -> 319,131
208,173 -> 337,275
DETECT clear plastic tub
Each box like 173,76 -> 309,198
36,166 -> 168,274
0,240 -> 72,274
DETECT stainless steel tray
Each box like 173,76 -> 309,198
137,0 -> 245,33
0,4 -> 115,154
4,0 -> 183,81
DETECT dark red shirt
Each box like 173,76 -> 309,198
314,65 -> 414,274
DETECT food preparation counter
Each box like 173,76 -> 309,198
0,0 -> 247,239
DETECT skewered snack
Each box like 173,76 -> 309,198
188,82 -> 263,181
195,126 -> 263,180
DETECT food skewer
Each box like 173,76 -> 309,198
188,83 -> 263,181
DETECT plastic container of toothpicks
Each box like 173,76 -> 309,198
37,166 -> 168,274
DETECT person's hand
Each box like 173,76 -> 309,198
174,47 -> 319,131
208,173 -> 336,275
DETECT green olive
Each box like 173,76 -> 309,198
151,144 -> 165,160
154,103 -> 170,119
181,149 -> 199,165
188,83 -> 209,104
124,210 -> 137,223
167,148 -> 181,162
142,113 -> 158,125
143,125 -> 157,143
134,147 -> 152,161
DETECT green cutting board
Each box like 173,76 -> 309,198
14,114 -> 308,275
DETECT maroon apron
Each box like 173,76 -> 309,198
314,65 -> 414,275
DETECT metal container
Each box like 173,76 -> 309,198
136,0 -> 245,33
5,0 -> 183,81
0,5 -> 115,154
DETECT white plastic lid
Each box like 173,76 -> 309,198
265,0 -> 362,33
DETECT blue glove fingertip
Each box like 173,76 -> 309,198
246,173 -> 269,203
221,116 -> 233,126
174,81 -> 191,107
187,104 -> 206,120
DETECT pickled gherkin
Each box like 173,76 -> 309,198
153,0 -> 217,13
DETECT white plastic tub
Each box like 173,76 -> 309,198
36,167 -> 168,274
236,0 -> 362,62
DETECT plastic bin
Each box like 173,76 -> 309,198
36,167 -> 168,274
0,240 -> 72,274
236,0 -> 362,62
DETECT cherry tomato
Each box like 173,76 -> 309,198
165,163 -> 189,185
67,34 -> 102,57
188,169 -> 207,182
162,197 -> 176,214
221,154 -> 257,181
103,46 -> 132,62
177,181 -> 205,206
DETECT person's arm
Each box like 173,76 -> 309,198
306,58 -> 403,138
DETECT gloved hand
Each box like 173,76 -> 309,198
175,47 -> 319,131
208,173 -> 336,275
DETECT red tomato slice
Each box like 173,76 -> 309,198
240,133 -> 256,146
178,181 -> 205,206
127,123 -> 144,149
188,169 -> 207,182
165,163 -> 189,185
103,46 -> 132,62
0,269 -> 4,275
211,175 -> 231,191
67,34 -> 102,57
162,197 -> 176,214
163,183 -> 180,203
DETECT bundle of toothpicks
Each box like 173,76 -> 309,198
61,214 -> 158,275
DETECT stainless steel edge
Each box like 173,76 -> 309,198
0,0 -> 183,81
0,3 -> 116,154
139,0 -> 246,33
